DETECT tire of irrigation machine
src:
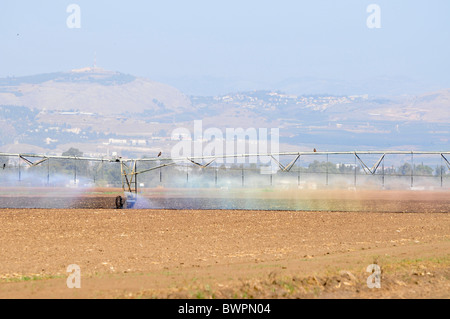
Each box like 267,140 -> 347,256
115,196 -> 124,209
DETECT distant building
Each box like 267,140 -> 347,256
64,128 -> 82,134
45,137 -> 58,145
109,138 -> 127,145
131,139 -> 147,146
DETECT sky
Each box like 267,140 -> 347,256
1,0 -> 449,95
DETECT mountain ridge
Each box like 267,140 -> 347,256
0,67 -> 192,114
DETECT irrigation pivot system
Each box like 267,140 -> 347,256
1,150 -> 449,208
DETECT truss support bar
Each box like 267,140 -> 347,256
18,155 -> 50,167
354,153 -> 372,175
371,154 -> 386,175
283,155 -> 301,172
19,156 -> 35,167
202,158 -> 216,168
354,153 -> 385,175
188,159 -> 203,167
188,158 -> 217,169
270,155 -> 286,171
31,158 -> 49,167
442,154 -> 450,170
120,161 -> 134,193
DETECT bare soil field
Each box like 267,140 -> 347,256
0,189 -> 449,299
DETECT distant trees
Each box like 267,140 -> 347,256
30,147 -> 121,186
62,147 -> 83,157
307,160 -> 338,174
58,148 -> 84,175
397,163 -> 433,176
435,165 -> 446,176
414,164 -> 433,176
397,163 -> 412,176
58,148 -> 121,185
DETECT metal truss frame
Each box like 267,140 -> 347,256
1,151 -> 449,202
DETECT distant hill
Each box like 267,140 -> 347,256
0,69 -> 448,154
309,89 -> 450,124
0,67 -> 191,114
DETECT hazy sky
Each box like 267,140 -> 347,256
1,0 -> 449,95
